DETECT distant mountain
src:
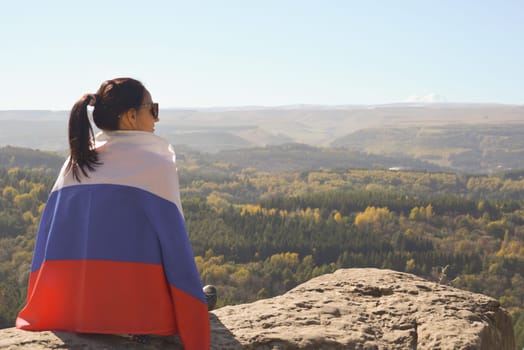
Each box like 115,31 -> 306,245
1,103 -> 523,173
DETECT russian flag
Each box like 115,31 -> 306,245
16,131 -> 210,349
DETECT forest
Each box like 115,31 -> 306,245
0,147 -> 523,347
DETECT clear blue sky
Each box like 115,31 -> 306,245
1,0 -> 522,110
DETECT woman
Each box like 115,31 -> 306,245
16,78 -> 210,349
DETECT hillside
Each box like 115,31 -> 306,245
332,124 -> 524,174
1,144 -> 448,175
1,158 -> 524,346
1,103 -> 523,174
0,146 -> 64,173
204,143 -> 447,173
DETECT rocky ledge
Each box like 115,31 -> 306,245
0,268 -> 516,349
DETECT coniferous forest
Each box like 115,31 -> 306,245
0,148 -> 523,347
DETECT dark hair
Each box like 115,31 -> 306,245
66,77 -> 147,181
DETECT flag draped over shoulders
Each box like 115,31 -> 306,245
16,131 -> 210,349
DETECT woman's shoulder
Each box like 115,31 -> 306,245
96,130 -> 171,147
96,131 -> 176,160
56,131 -> 177,187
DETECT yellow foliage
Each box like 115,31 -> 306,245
409,207 -> 424,221
29,183 -> 46,198
365,183 -> 386,192
22,211 -> 35,223
38,203 -> 46,215
194,256 -> 204,272
206,265 -> 230,282
425,204 -> 433,219
269,252 -> 299,269
409,205 -> 433,221
405,258 -> 416,272
240,204 -> 279,217
298,207 -> 321,222
12,250 -> 32,265
231,268 -> 250,286
14,193 -> 34,212
204,255 -> 225,267
497,239 -> 524,259
206,191 -> 231,211
354,206 -> 393,227
2,186 -> 19,201
501,179 -> 524,192
240,204 -> 260,216
466,177 -> 503,192
488,262 -> 503,274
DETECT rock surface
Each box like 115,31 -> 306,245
0,268 -> 516,349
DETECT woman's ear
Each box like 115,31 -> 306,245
126,108 -> 137,121
118,109 -> 138,130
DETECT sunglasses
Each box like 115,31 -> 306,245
137,102 -> 159,119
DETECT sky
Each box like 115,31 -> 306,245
0,0 -> 523,110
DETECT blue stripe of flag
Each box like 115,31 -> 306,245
32,183 -> 205,303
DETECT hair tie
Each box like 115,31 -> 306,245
88,94 -> 98,107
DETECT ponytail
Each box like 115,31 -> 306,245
66,94 -> 101,182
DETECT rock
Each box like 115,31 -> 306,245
0,329 -> 181,349
211,268 -> 515,349
0,268 -> 515,349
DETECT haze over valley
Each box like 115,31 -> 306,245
1,103 -> 523,174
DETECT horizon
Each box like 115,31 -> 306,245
1,1 -> 523,110
1,100 -> 523,113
